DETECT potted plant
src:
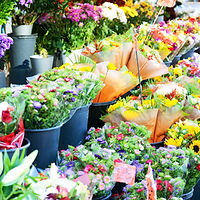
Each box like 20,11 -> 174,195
37,61 -> 103,150
30,48 -> 54,75
9,0 -> 38,84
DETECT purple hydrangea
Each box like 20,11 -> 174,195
0,34 -> 13,58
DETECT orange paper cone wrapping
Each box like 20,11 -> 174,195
127,45 -> 169,80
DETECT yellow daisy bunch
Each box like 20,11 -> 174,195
165,137 -> 183,147
107,100 -> 125,113
120,6 -> 138,18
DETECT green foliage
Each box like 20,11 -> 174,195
0,150 -> 38,200
0,0 -> 15,25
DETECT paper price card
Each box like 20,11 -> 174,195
157,0 -> 176,7
74,173 -> 91,186
146,164 -> 157,200
114,162 -> 136,185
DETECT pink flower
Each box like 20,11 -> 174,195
79,22 -> 84,27
54,99 -> 58,107
116,134 -> 125,140
99,182 -> 105,191
166,154 -> 172,158
65,153 -> 71,157
137,188 -> 144,193
81,14 -> 87,19
104,176 -> 110,184
134,149 -> 141,155
146,160 -> 153,164
96,174 -> 102,180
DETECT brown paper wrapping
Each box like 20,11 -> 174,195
127,46 -> 169,80
93,65 -> 139,103
103,107 -> 185,143
82,42 -> 133,69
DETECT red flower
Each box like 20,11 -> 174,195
98,164 -> 107,172
157,184 -> 163,191
167,184 -> 173,192
196,164 -> 200,171
73,156 -> 78,160
163,180 -> 169,186
137,188 -> 144,193
146,160 -> 153,164
107,133 -> 115,138
2,110 -> 12,123
95,128 -> 101,133
26,84 -> 33,88
156,179 -> 162,184
64,78 -> 71,82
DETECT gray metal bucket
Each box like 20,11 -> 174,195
0,71 -> 6,88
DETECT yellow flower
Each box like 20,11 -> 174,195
167,128 -> 178,138
143,99 -> 155,108
134,3 -> 140,9
110,41 -> 121,47
123,110 -> 139,120
165,137 -> 183,147
79,66 -> 92,72
147,11 -> 153,17
153,76 -> 163,82
107,62 -> 116,70
189,140 -> 200,155
140,8 -> 144,12
173,67 -> 182,76
56,63 -> 70,70
107,101 -> 124,113
164,99 -> 178,107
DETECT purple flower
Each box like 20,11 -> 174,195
71,97 -> 76,102
158,169 -> 162,172
66,161 -> 75,168
0,34 -> 13,58
177,155 -> 185,159
77,171 -> 85,176
94,154 -> 102,159
33,101 -> 42,109
115,143 -> 121,150
118,150 -> 126,156
85,135 -> 91,140
65,168 -> 74,176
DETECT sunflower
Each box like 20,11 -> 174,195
189,140 -> 200,155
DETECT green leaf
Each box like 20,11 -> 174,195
0,152 -> 3,176
11,149 -> 20,167
3,151 -> 11,174
19,148 -> 26,163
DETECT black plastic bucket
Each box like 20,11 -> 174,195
0,138 -> 30,160
25,124 -> 61,169
0,71 -> 6,88
150,141 -> 164,149
88,100 -> 117,129
182,187 -> 194,200
93,191 -> 112,200
59,104 -> 90,151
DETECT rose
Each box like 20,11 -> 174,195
196,164 -> 200,171
2,110 -> 12,123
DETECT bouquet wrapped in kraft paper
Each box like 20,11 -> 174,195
127,44 -> 169,80
92,62 -> 139,103
82,40 -> 133,69
102,82 -> 188,143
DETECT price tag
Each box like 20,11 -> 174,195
73,173 -> 91,186
146,164 -> 157,200
114,162 -> 136,185
157,0 -> 176,7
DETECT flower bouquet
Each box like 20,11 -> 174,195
0,92 -> 25,150
165,119 -> 200,152
82,30 -> 133,69
102,82 -> 187,142
59,144 -> 119,198
30,163 -> 90,200
92,62 -> 139,102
